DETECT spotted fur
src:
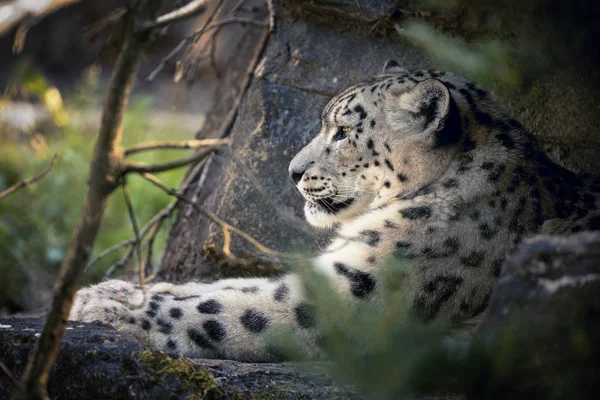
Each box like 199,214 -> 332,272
70,63 -> 600,361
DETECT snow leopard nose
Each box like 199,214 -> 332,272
289,167 -> 305,185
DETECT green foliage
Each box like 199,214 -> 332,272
139,350 -> 224,399
402,20 -> 521,88
403,0 -> 600,91
266,258 -> 487,399
0,67 -> 196,312
266,256 -> 599,399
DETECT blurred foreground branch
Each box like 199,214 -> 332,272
140,0 -> 209,32
11,10 -> 150,399
0,0 -> 81,36
11,1 -> 276,398
147,15 -> 268,82
123,138 -> 230,155
0,153 -> 59,201
140,172 -> 286,259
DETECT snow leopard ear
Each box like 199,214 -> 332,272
382,60 -> 406,74
398,79 -> 462,147
406,79 -> 451,124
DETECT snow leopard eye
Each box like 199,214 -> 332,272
333,126 -> 351,141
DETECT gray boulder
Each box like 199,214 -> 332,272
160,0 -> 600,281
2,232 -> 598,399
474,232 -> 600,400
0,317 -> 359,399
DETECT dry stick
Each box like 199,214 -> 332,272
206,0 -> 248,78
217,18 -> 274,140
121,181 -> 146,292
145,0 -> 223,84
140,0 -> 210,31
228,154 -> 313,234
102,202 -> 174,277
146,16 -> 267,81
140,172 -> 286,258
123,145 -> 219,174
265,0 -> 275,31
104,242 -> 137,278
11,18 -> 152,400
144,216 -> 164,276
0,361 -> 16,385
161,0 -> 276,259
206,0 -> 251,78
0,153 -> 59,201
86,238 -> 135,272
123,138 -> 230,155
102,158 -> 207,277
195,0 -> 227,79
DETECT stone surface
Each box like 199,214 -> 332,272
474,232 -> 600,400
160,0 -> 431,280
0,317 -> 360,400
2,232 -> 599,398
160,0 -> 600,281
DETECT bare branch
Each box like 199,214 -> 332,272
140,0 -> 209,32
13,16 -> 149,398
0,361 -> 16,385
140,173 -> 286,258
124,138 -> 230,155
123,146 -> 219,174
103,201 -> 174,277
215,13 -> 274,140
265,0 -> 275,32
121,181 -> 146,292
103,158 -> 208,278
146,17 -> 267,82
104,244 -> 136,278
86,239 -> 134,271
146,0 -> 223,82
144,214 -> 164,275
0,153 -> 59,201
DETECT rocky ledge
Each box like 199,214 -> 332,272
1,232 -> 599,399
0,317 -> 362,399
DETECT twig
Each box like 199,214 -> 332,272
0,361 -> 16,385
201,0 -> 228,79
146,0 -> 224,83
140,173 -> 286,258
0,153 -> 59,201
216,10 -> 274,140
13,15 -> 149,399
229,155 -> 313,234
104,244 -> 136,278
265,0 -> 275,32
121,181 -> 145,292
140,0 -> 210,31
103,159 -> 208,278
123,138 -> 230,155
86,239 -> 135,271
123,146 -> 219,174
146,17 -> 267,81
103,201 -> 175,277
144,215 -> 164,275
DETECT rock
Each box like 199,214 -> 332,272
2,233 -> 598,398
160,0 -> 600,281
474,232 -> 600,400
160,0 -> 431,281
0,317 -> 359,400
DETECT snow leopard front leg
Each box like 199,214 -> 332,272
70,251 -> 383,362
